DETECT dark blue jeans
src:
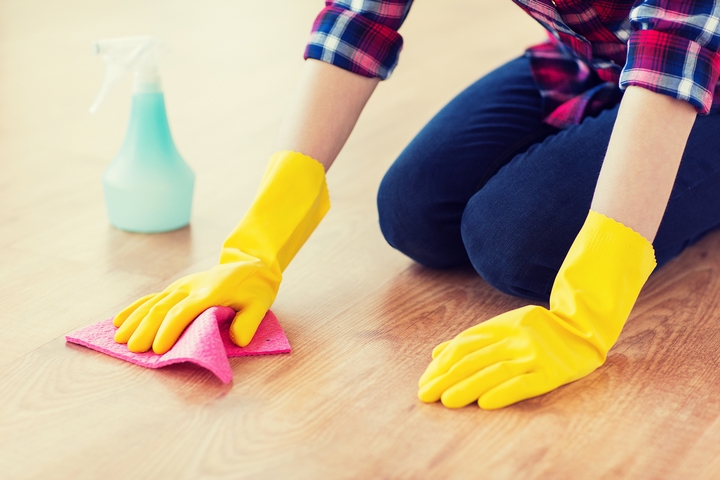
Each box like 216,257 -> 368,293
377,56 -> 720,301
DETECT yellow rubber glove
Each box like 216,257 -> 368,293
418,210 -> 656,409
113,151 -> 330,353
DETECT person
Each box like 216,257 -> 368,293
110,1 -> 720,410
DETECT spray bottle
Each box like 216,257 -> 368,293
90,36 -> 195,233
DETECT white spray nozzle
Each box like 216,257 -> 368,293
89,36 -> 169,114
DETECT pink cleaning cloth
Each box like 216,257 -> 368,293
65,306 -> 290,383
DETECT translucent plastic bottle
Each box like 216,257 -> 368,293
103,90 -> 194,232
91,36 -> 195,233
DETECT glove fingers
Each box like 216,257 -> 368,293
151,297 -> 208,354
114,291 -> 170,344
126,291 -> 189,353
431,340 -> 451,360
113,293 -> 158,328
418,340 -> 510,403
440,360 -> 529,409
229,301 -> 270,347
418,333 -> 497,388
478,372 -> 547,410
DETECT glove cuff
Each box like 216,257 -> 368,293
549,210 -> 656,354
219,151 -> 330,272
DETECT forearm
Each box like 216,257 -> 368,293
274,59 -> 380,171
590,86 -> 697,242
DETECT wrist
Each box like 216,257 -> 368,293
220,151 -> 330,271
550,210 -> 656,353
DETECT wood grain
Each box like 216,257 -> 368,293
2,1 -> 720,478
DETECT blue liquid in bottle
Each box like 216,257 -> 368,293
103,92 -> 195,233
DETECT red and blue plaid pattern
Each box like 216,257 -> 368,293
304,1 -> 411,79
515,0 -> 720,126
305,0 -> 720,128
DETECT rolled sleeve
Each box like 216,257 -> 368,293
620,1 -> 720,114
304,2 -> 412,80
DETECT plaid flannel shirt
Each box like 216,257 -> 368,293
305,0 -> 720,128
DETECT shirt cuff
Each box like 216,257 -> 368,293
304,6 -> 404,80
620,29 -> 720,114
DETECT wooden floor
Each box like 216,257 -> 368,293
2,1 -> 720,478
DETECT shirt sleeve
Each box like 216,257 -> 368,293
620,1 -> 720,114
304,1 -> 413,80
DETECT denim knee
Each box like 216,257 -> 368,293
377,163 -> 470,269
460,197 -> 558,301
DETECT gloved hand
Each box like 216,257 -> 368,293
418,210 -> 656,409
113,150 -> 330,354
